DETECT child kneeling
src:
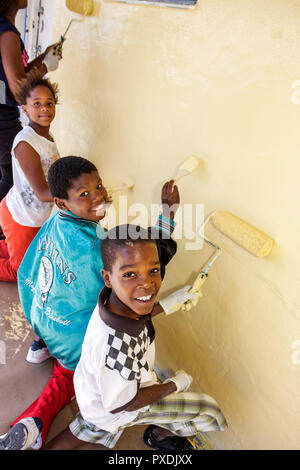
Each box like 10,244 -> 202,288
45,224 -> 227,451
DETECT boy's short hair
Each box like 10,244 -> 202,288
15,69 -> 59,105
101,224 -> 157,272
0,1 -> 18,14
48,156 -> 98,199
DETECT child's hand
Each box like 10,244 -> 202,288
43,47 -> 59,72
159,285 -> 201,315
161,180 -> 180,220
163,370 -> 193,393
42,43 -> 63,73
44,43 -> 63,60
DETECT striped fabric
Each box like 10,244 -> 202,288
69,391 -> 227,448
155,214 -> 176,236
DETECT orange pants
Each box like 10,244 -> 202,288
0,197 -> 40,282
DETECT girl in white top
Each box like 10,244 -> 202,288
0,70 -> 59,282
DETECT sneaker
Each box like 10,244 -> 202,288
26,340 -> 52,364
0,417 -> 43,450
143,425 -> 194,450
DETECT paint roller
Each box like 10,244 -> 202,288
66,0 -> 94,15
107,177 -> 135,199
186,211 -> 275,301
172,156 -> 274,257
107,156 -> 197,199
210,211 -> 274,258
173,155 -> 200,184
109,156 -> 197,196
54,1 -> 94,54
170,157 -> 274,302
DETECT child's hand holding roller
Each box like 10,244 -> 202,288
157,179 -> 201,315
161,179 -> 179,220
42,43 -> 63,72
159,285 -> 201,315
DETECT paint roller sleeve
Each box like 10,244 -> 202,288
66,0 -> 94,15
174,156 -> 199,182
211,211 -> 274,258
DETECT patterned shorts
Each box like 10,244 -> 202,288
69,391 -> 227,448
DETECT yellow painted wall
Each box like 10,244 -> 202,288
51,0 -> 300,449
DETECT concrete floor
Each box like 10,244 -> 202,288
0,281 -> 149,450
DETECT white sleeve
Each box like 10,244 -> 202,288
98,365 -> 139,413
12,127 -> 42,157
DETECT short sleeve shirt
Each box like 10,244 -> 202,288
6,126 -> 59,227
73,286 -> 159,432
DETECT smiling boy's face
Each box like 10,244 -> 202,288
54,170 -> 109,223
101,241 -> 162,317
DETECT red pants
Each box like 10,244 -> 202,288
11,360 -> 75,447
0,197 -> 40,282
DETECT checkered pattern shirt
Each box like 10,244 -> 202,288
73,216 -> 176,432
106,327 -> 150,382
73,288 -> 158,432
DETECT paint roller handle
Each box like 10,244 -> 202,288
180,272 -> 209,311
53,38 -> 65,58
190,272 -> 208,293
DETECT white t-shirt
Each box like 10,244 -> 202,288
74,287 -> 159,433
6,126 -> 59,227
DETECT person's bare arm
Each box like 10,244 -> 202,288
14,141 -> 53,203
26,54 -> 47,75
0,31 -> 25,97
0,33 -> 57,98
111,381 -> 176,414
26,43 -> 61,75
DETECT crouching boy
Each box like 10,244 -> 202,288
44,224 -> 227,451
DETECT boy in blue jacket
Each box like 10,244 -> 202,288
0,156 -> 198,450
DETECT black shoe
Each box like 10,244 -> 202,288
143,425 -> 194,450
